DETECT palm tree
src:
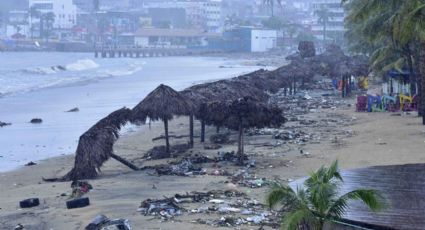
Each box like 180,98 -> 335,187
267,160 -> 386,229
342,0 -> 425,122
40,12 -> 55,42
315,6 -> 332,47
263,0 -> 282,17
29,6 -> 40,40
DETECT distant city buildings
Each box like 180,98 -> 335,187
0,0 -> 347,52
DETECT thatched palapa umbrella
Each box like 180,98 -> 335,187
44,107 -> 137,181
132,84 -> 193,153
205,97 -> 286,165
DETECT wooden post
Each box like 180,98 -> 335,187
293,76 -> 296,94
110,153 -> 139,171
201,120 -> 205,143
164,119 -> 170,153
189,115 -> 194,148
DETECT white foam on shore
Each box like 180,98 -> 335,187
66,59 -> 99,71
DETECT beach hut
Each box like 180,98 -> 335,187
383,70 -> 414,96
132,84 -> 193,154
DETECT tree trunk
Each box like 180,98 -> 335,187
216,126 -> 220,133
420,42 -> 425,125
189,114 -> 194,148
323,23 -> 327,48
414,45 -> 423,116
237,122 -> 244,165
164,119 -> 170,153
110,153 -> 139,171
201,120 -> 205,142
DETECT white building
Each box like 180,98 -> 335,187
141,0 -> 223,32
29,0 -> 77,29
250,29 -> 277,52
310,0 -> 345,42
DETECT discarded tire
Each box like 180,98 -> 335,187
66,197 -> 90,209
19,198 -> 40,208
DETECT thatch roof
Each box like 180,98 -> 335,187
47,107 -> 132,181
200,97 -> 285,130
132,84 -> 193,122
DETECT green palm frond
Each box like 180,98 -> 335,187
266,183 -> 300,210
282,208 -> 318,230
326,189 -> 387,219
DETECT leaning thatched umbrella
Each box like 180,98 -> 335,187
44,107 -> 136,181
132,84 -> 193,153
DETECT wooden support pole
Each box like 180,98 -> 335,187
110,153 -> 139,171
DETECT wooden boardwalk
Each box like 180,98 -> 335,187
291,164 -> 425,230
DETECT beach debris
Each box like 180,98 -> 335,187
66,197 -> 90,209
19,198 -> 40,208
24,161 -> 37,166
204,143 -> 222,150
71,180 -> 93,198
85,215 -> 132,230
138,197 -> 182,218
142,159 -> 205,176
14,224 -> 24,230
209,133 -> 230,144
0,121 -> 11,127
231,170 -> 268,188
30,118 -> 43,124
143,144 -> 190,160
66,107 -> 79,112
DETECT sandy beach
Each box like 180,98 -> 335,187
1,93 -> 424,229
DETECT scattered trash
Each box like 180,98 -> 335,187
66,107 -> 79,112
30,118 -> 43,124
0,121 -> 11,127
66,197 -> 90,209
71,180 -> 93,198
24,161 -> 37,166
85,214 -> 132,230
209,133 -> 230,144
14,224 -> 24,230
143,144 -> 190,160
19,198 -> 40,208
204,143 -> 221,150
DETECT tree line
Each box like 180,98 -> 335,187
342,0 -> 425,124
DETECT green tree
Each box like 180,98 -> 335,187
263,0 -> 282,17
40,12 -> 55,42
267,160 -> 386,230
315,6 -> 332,47
342,0 -> 425,123
29,6 -> 41,40
262,16 -> 283,30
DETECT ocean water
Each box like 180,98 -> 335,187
0,52 -> 262,172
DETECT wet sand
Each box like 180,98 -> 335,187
1,96 -> 424,229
